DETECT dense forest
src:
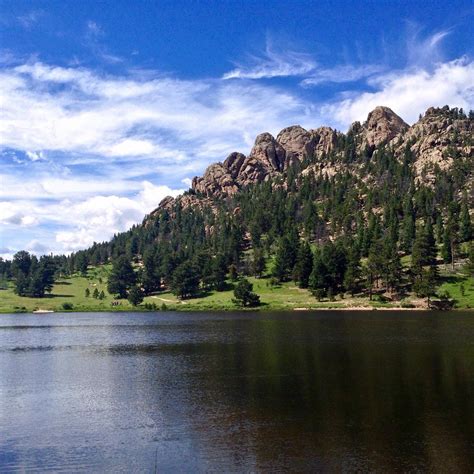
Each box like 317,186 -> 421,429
1,105 -> 473,308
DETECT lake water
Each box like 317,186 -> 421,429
0,311 -> 473,472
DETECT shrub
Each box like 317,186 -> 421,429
233,278 -> 260,307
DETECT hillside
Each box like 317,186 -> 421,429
2,105 -> 474,311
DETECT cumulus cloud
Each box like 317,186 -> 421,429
323,58 -> 474,127
0,202 -> 39,227
26,240 -> 49,254
53,181 -> 183,251
0,181 -> 183,254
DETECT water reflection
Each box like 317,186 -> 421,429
0,311 -> 473,471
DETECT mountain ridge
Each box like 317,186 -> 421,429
154,105 -> 472,218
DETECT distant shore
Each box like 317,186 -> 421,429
3,305 -> 473,315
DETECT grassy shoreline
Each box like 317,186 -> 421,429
1,265 -> 473,313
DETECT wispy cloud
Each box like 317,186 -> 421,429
2,61 -> 312,163
0,59 -> 317,254
405,23 -> 451,67
301,64 -> 384,87
82,20 -> 124,64
223,39 -> 316,80
223,38 -> 384,86
17,10 -> 44,29
85,20 -> 104,40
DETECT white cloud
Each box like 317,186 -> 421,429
1,42 -> 473,257
26,240 -> 48,254
0,202 -> 39,227
300,64 -> 384,87
405,25 -> 451,67
223,42 -> 316,80
54,181 -> 183,251
1,61 -> 312,167
0,181 -> 183,254
323,58 -> 474,127
26,150 -> 46,161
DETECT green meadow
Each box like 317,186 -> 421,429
1,263 -> 473,313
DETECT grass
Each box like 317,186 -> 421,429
146,278 -> 355,311
0,265 -> 137,313
1,264 -> 473,314
438,272 -> 474,309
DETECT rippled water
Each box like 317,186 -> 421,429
0,311 -> 473,472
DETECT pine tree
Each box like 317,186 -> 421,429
141,248 -> 161,295
383,240 -> 402,295
424,219 -> 437,266
460,200 -> 473,242
171,261 -> 201,299
343,245 -> 361,296
444,205 -> 459,270
435,214 -> 444,244
93,287 -> 99,299
75,252 -> 88,276
232,278 -> 260,307
208,254 -> 227,291
294,241 -> 313,288
400,197 -> 416,253
441,228 -> 452,266
251,248 -> 266,278
321,240 -> 347,295
309,249 -> 329,300
303,201 -> 320,239
128,285 -> 144,306
107,256 -> 137,298
411,222 -> 437,277
413,267 -> 437,307
272,235 -> 297,282
14,271 -> 29,296
12,251 -> 32,278
366,239 -> 385,300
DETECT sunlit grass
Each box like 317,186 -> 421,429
1,264 -> 473,313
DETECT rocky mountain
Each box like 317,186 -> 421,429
156,105 -> 473,215
76,104 -> 472,306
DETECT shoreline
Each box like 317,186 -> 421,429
2,306 -> 473,315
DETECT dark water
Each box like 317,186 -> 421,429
0,311 -> 473,472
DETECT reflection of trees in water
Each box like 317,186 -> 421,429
182,314 -> 474,472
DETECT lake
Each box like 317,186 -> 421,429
0,311 -> 473,472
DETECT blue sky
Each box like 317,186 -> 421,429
1,0 -> 473,257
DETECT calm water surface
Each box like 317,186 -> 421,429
0,311 -> 473,472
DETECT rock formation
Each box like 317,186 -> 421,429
156,105 -> 472,212
360,105 -> 409,147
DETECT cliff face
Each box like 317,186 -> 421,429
156,105 -> 473,213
